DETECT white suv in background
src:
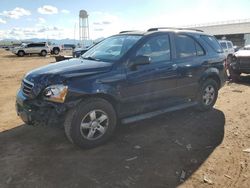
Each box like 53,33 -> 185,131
12,42 -> 50,57
219,40 -> 235,61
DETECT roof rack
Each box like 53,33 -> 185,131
119,30 -> 139,34
147,27 -> 204,32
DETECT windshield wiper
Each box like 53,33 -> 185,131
82,56 -> 100,61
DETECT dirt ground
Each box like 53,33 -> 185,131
0,49 -> 249,188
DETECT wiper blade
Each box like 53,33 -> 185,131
82,56 -> 100,61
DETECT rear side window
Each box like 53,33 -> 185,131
201,35 -> 223,53
175,34 -> 205,59
220,42 -> 227,49
27,44 -> 34,47
35,43 -> 45,47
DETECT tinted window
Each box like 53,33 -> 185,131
201,35 -> 223,53
34,43 -> 45,47
136,35 -> 171,63
175,34 -> 204,58
227,42 -> 233,48
196,42 -> 205,56
220,42 -> 227,49
27,44 -> 34,47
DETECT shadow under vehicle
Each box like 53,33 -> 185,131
0,108 -> 225,188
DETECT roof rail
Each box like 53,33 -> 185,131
119,30 -> 139,34
147,27 -> 204,32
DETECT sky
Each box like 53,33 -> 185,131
0,0 -> 250,40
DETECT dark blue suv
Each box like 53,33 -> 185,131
16,28 -> 227,148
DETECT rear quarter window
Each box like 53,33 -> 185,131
201,36 -> 223,53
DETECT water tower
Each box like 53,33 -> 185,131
79,10 -> 89,47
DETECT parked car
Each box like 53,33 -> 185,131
16,28 -> 226,149
229,45 -> 250,81
72,47 -> 89,58
50,44 -> 62,55
62,44 -> 76,50
219,40 -> 235,61
233,45 -> 241,52
72,40 -> 104,58
11,42 -> 50,57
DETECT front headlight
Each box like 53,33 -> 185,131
43,84 -> 68,103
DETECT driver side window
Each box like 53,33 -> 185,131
136,35 -> 171,63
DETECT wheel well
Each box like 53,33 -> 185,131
53,47 -> 60,51
205,75 -> 221,88
81,93 -> 119,113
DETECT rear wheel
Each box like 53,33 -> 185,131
53,48 -> 59,55
196,79 -> 219,111
64,98 -> 117,149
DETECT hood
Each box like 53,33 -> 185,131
24,58 -> 113,97
12,46 -> 22,51
26,58 -> 112,80
235,50 -> 250,57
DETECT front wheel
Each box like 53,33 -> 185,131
17,51 -> 25,57
196,79 -> 219,111
64,98 -> 117,149
40,50 -> 47,56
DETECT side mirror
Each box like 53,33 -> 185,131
130,55 -> 151,70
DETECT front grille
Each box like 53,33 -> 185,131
22,79 -> 34,96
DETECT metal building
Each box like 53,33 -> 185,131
186,19 -> 250,47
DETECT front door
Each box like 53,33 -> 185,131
119,34 -> 180,117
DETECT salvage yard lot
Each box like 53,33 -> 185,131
0,49 -> 249,188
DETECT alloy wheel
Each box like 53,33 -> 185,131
80,110 -> 109,140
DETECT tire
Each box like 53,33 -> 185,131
17,51 -> 25,57
64,98 -> 117,149
230,70 -> 241,82
196,79 -> 219,111
228,63 -> 241,82
53,48 -> 59,55
40,50 -> 47,57
227,55 -> 233,64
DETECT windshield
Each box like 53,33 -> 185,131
82,35 -> 142,62
21,43 -> 27,47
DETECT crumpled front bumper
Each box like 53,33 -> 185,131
16,89 -> 69,126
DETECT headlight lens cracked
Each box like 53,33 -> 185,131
43,84 -> 68,103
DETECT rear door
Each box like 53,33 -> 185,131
120,34 -> 180,116
34,43 -> 44,53
173,34 -> 207,100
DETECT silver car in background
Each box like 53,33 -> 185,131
11,42 -> 50,57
